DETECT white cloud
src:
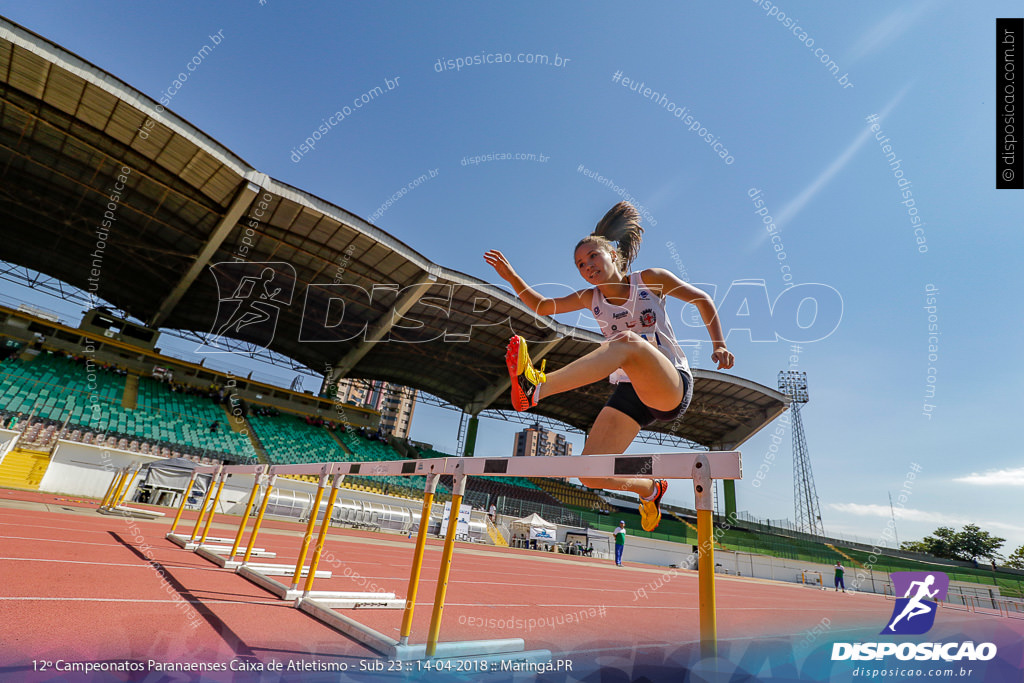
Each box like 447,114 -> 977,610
984,521 -> 1024,534
828,503 -> 1024,537
829,502 -> 962,524
751,86 -> 908,248
953,467 -> 1024,486
847,2 -> 933,65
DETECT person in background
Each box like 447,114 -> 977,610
834,562 -> 846,592
614,521 -> 627,566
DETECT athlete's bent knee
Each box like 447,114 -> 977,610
619,331 -> 643,343
610,331 -> 644,350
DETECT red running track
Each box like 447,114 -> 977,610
1,488 -> 1021,681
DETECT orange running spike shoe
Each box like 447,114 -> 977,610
506,335 -> 546,411
640,479 -> 668,531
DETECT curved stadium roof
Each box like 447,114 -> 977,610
0,16 -> 788,450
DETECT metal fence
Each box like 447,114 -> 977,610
732,510 -> 883,548
469,490 -> 583,528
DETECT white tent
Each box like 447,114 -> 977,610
510,513 -> 557,542
139,457 -> 210,506
141,457 -> 208,493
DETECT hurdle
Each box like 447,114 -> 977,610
166,465 -> 252,551
167,464 -> 220,549
99,467 -> 127,509
290,457 -> 535,661
801,570 -> 824,588
232,463 -> 344,596
101,464 -> 139,510
165,467 -> 219,543
445,450 -> 736,660
159,451 -> 740,662
97,463 -> 165,519
188,464 -> 283,567
166,464 -> 276,559
216,462 -> 393,603
167,470 -> 199,535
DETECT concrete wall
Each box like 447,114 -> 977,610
31,440 -> 462,530
40,440 -> 162,499
0,428 -> 18,463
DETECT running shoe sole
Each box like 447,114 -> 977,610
506,335 -> 532,411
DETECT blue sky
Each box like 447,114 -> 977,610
1,1 -> 1022,554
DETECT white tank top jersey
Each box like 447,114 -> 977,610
591,271 -> 692,384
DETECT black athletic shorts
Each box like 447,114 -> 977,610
604,369 -> 693,428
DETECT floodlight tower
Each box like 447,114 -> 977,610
778,371 -> 824,535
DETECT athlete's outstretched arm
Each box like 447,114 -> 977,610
642,267 -> 734,369
484,249 -> 590,316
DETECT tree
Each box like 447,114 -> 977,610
928,527 -> 960,560
900,540 -> 931,554
956,524 -> 1005,563
1006,545 -> 1024,570
899,525 -> 1005,562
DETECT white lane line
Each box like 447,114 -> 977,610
0,521 -> 138,534
306,574 -> 690,595
0,596 -> 283,605
0,535 -> 163,548
0,556 -> 224,571
440,603 -> 877,611
561,626 -> 885,656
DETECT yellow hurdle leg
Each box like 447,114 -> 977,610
697,508 -> 717,659
692,453 -> 718,661
99,469 -> 120,507
291,472 -> 328,589
189,467 -> 220,541
199,471 -> 227,545
101,469 -> 125,508
169,472 -> 198,535
106,468 -> 129,510
399,472 -> 438,645
302,475 -> 341,596
426,473 -> 466,657
115,467 -> 141,507
228,469 -> 264,557
242,475 -> 275,563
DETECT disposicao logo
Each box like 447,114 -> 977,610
883,571 -> 948,635
831,572 -> 997,662
205,262 -> 296,352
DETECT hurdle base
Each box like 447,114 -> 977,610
298,598 -> 549,661
237,565 -> 386,601
166,533 -> 241,550
237,562 -> 332,578
298,597 -> 405,610
198,544 -> 275,558
195,545 -> 277,568
165,532 -> 198,549
99,505 -> 165,519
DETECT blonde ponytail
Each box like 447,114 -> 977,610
576,201 -> 645,272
